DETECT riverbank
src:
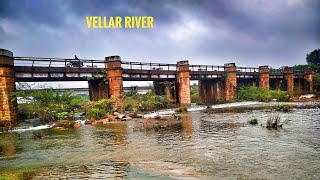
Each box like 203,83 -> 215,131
2,100 -> 319,134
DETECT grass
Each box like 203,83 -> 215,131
237,86 -> 289,102
248,118 -> 258,125
266,114 -> 282,129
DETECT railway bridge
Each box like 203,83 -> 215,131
0,48 -> 313,126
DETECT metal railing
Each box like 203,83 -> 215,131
14,57 -> 105,68
269,68 -> 282,74
236,67 -> 259,72
189,65 -> 224,71
121,61 -> 177,71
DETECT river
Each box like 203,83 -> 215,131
0,102 -> 319,179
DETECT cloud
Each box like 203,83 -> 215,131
0,0 -> 319,68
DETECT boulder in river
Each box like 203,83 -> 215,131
73,123 -> 82,128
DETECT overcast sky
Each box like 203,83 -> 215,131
1,0 -> 319,87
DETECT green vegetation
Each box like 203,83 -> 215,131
14,89 -> 84,122
14,89 -> 114,122
248,118 -> 258,125
275,104 -> 296,112
125,90 -> 170,112
306,49 -> 320,66
237,86 -> 289,102
266,114 -> 281,129
190,84 -> 203,104
293,64 -> 320,73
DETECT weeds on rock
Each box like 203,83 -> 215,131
248,118 -> 258,125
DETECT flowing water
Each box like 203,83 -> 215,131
0,102 -> 320,179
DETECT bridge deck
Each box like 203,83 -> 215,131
13,57 -> 306,82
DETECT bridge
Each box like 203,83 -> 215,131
0,48 -> 313,126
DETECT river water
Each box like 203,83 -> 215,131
0,102 -> 319,179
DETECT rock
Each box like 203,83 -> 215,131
154,115 -> 161,119
117,114 -> 125,119
144,117 -> 152,121
128,112 -> 138,118
84,120 -> 92,125
53,120 -> 75,128
108,115 -> 117,122
113,112 -> 121,116
123,117 -> 132,121
75,120 -> 82,124
73,123 -> 82,128
92,121 -> 103,126
101,118 -> 110,124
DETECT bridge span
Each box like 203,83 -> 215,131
0,48 -> 313,126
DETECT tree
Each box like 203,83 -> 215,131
306,49 -> 320,66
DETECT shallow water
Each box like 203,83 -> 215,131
1,106 -> 320,179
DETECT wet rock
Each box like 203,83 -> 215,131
108,115 -> 117,122
73,123 -> 82,128
123,117 -> 133,121
52,120 -> 75,128
117,114 -> 126,119
101,118 -> 110,124
92,121 -> 103,126
75,120 -> 82,124
128,112 -> 143,118
84,119 -> 92,125
144,117 -> 152,121
172,113 -> 181,120
154,115 -> 161,119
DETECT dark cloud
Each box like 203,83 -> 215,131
0,0 -> 319,68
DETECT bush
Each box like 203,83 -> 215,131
237,86 -> 289,102
275,104 -> 296,112
266,114 -> 281,129
125,91 -> 170,112
86,108 -> 107,120
248,118 -> 258,125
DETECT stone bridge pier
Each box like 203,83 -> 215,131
106,56 -> 124,112
224,63 -> 237,101
0,49 -> 17,126
176,60 -> 191,106
153,60 -> 191,106
259,66 -> 269,89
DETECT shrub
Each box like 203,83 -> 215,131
237,86 -> 289,102
248,118 -> 258,125
266,114 -> 281,129
125,92 -> 170,112
86,108 -> 107,120
275,104 -> 296,112
14,89 -> 79,122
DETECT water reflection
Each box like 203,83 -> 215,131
0,134 -> 22,159
181,114 -> 193,139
